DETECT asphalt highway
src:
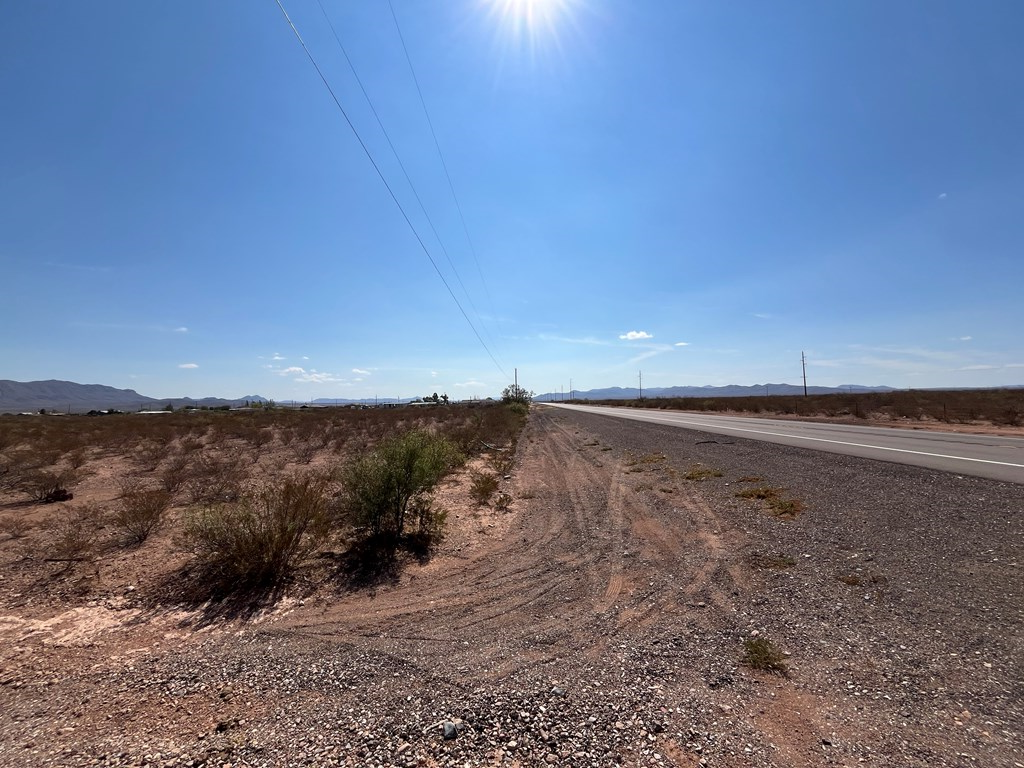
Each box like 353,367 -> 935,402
539,403 -> 1024,484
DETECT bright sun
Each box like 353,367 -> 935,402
487,0 -> 577,42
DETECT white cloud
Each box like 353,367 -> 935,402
173,326 -> 188,333
431,371 -> 438,378
455,380 -> 485,387
279,366 -> 306,375
958,364 -> 997,371
938,192 -> 948,199
352,368 -> 370,375
301,356 -> 310,360
674,341 -> 690,347
294,371 -> 346,384
952,336 -> 972,342
619,331 -> 653,341
178,363 -> 198,369
753,313 -> 772,320
272,353 -> 286,361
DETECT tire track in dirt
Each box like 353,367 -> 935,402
277,408 -> 744,687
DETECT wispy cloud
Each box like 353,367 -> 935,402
178,363 -> 198,369
629,349 -> 663,364
272,353 -> 286,361
958,364 -> 997,371
455,380 -> 485,387
295,371 -> 346,384
619,330 -> 653,341
752,313 -> 772,320
952,336 -> 972,342
352,368 -> 370,376
279,366 -> 306,375
674,341 -> 690,347
431,371 -> 438,378
539,334 -> 611,346
173,326 -> 189,333
938,192 -> 948,199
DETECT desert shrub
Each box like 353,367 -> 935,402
470,470 -> 500,505
20,469 -> 76,503
113,489 -> 172,544
184,454 -> 246,505
740,636 -> 788,676
182,474 -> 332,587
160,453 -> 192,495
0,515 -> 32,539
44,506 -> 102,561
134,439 -> 173,471
488,450 -> 515,476
340,430 -> 462,537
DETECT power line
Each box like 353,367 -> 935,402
387,0 -> 501,337
315,0 -> 495,357
274,0 -> 507,379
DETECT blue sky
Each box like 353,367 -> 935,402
2,1 -> 1022,401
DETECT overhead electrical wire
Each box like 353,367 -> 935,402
313,0 -> 500,359
273,0 -> 508,379
387,0 -> 502,337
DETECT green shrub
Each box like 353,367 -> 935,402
470,470 -> 499,505
340,430 -> 461,536
740,636 -> 788,676
182,474 -> 332,587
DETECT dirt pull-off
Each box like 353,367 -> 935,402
0,407 -> 1021,767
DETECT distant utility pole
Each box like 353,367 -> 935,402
639,370 -> 643,400
570,378 -> 573,400
514,368 -> 518,391
801,351 -> 808,397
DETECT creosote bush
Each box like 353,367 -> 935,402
21,469 -> 76,503
113,488 -> 172,545
469,470 -> 500,505
341,430 -> 462,538
45,505 -> 103,562
182,474 -> 332,587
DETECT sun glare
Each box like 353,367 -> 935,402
486,0 -> 580,50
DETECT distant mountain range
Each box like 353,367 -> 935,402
4,379 -> 1019,414
0,380 -> 267,413
533,383 -> 896,402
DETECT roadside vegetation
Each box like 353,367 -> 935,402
0,400 -> 529,600
580,388 -> 1024,427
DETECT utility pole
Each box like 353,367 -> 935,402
514,367 -> 518,392
801,351 -> 808,397
639,370 -> 643,400
569,378 -> 573,401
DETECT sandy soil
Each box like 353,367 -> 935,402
0,408 -> 1020,767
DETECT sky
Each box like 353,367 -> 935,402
2,1 -> 1022,401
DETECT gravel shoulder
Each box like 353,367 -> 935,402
0,407 -> 1021,767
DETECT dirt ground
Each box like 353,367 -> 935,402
0,408 -> 1021,767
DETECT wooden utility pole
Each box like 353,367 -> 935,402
801,351 -> 808,397
639,370 -> 643,400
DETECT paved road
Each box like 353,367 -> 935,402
539,403 -> 1024,484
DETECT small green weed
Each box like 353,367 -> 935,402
741,636 -> 788,676
684,466 -> 723,481
470,470 -> 500,505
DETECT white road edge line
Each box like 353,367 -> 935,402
555,406 -> 1024,469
